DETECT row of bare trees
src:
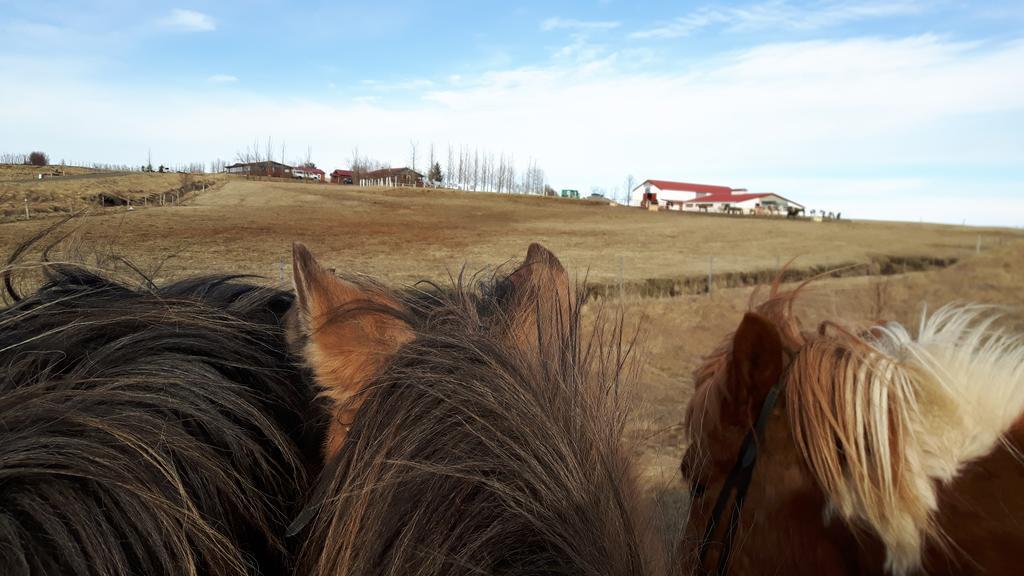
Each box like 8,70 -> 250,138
1,152 -> 49,166
233,137 -> 320,178
2,151 -> 217,174
404,142 -> 548,194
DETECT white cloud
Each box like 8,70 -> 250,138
207,74 -> 238,84
159,9 -> 216,33
2,35 -> 1023,225
631,0 -> 925,39
541,17 -> 621,31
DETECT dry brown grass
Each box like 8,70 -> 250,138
0,178 -> 1016,286
0,166 -> 226,220
0,164 -> 103,180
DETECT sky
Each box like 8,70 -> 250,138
1,0 -> 1023,226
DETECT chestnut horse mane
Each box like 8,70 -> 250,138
292,270 -> 665,575
696,277 -> 1024,575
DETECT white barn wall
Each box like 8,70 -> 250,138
629,183 -> 703,208
682,194 -> 804,214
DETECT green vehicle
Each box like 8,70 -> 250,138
560,189 -> 579,199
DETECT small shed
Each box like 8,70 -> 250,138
330,169 -> 354,184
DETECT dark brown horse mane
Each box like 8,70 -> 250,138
292,270 -> 666,575
0,246 -> 325,575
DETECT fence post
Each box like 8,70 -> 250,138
618,255 -> 624,300
707,256 -> 714,296
24,197 -> 29,220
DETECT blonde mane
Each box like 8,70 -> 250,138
780,301 -> 1024,575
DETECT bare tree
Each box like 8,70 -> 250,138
445,144 -> 455,188
409,140 -> 419,173
427,143 -> 436,186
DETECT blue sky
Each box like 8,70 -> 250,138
2,0 -> 1023,225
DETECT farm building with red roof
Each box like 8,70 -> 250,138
629,178 -> 804,215
629,179 -> 735,209
330,169 -> 354,184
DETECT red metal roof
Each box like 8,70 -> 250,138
645,179 -> 732,195
331,169 -> 353,176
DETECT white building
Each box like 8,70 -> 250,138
681,192 -> 804,215
628,179 -> 734,209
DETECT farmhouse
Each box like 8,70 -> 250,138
682,192 -> 804,215
629,179 -> 733,210
358,167 -> 424,187
293,166 -> 326,181
330,169 -> 354,184
225,161 -> 293,177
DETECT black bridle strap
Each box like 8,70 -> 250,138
698,377 -> 786,576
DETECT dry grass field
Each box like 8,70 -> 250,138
1,175 -> 1022,532
0,177 -> 1017,285
0,165 -> 225,220
0,165 -> 104,180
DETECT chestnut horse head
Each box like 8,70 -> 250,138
288,243 -> 665,575
680,283 -> 1024,576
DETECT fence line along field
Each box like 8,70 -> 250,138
0,176 -> 1018,290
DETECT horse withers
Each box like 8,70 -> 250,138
679,282 -> 1024,576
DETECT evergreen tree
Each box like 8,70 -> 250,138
428,161 -> 442,186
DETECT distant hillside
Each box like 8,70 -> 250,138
0,165 -> 224,221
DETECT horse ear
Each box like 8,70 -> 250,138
727,312 -> 784,426
500,243 -> 573,356
291,243 -> 413,459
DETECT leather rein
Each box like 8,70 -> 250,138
697,364 -> 790,576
